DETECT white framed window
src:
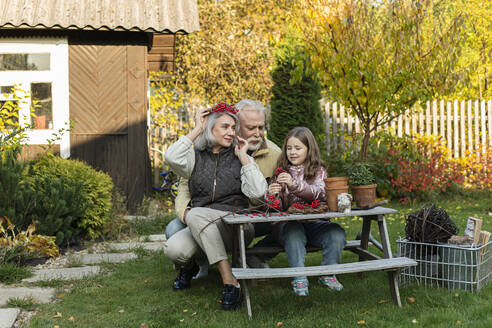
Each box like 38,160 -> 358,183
0,38 -> 70,157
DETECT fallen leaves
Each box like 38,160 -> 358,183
408,297 -> 416,303
140,323 -> 149,328
412,319 -> 418,324
276,322 -> 283,327
378,299 -> 389,304
357,320 -> 366,325
183,309 -> 188,313
53,312 -> 62,318
118,309 -> 125,313
68,316 -> 75,322
456,320 -> 462,325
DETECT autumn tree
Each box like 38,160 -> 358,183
175,0 -> 292,105
292,0 -> 465,161
449,0 -> 491,99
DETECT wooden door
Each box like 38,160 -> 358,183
68,37 -> 150,210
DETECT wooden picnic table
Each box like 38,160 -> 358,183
222,206 -> 417,319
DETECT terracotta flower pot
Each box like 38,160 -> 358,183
325,186 -> 349,212
34,115 -> 46,129
324,177 -> 348,189
351,184 -> 377,208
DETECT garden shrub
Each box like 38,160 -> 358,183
458,143 -> 492,191
0,147 -> 36,229
31,154 -> 114,240
29,176 -> 87,245
326,132 -> 469,202
372,134 -> 464,202
269,39 -> 326,156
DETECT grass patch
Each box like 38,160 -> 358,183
0,263 -> 33,284
129,213 -> 174,236
6,296 -> 37,310
26,193 -> 492,327
65,256 -> 84,268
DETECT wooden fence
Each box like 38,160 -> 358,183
148,103 -> 200,185
324,99 -> 492,158
149,99 -> 491,185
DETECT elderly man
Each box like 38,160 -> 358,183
164,99 -> 281,291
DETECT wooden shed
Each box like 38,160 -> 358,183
0,0 -> 199,209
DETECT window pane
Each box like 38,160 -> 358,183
0,100 -> 19,129
0,53 -> 50,71
1,85 -> 14,94
31,82 -> 52,129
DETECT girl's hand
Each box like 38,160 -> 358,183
268,182 -> 282,196
277,172 -> 293,187
235,136 -> 250,165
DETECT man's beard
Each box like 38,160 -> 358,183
247,136 -> 264,152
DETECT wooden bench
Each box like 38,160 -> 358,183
233,257 -> 417,279
223,207 -> 418,319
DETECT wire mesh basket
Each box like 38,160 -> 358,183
396,238 -> 492,292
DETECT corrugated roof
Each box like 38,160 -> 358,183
0,0 -> 200,33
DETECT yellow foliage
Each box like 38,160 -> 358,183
1,85 -> 40,152
457,143 -> 492,190
148,72 -> 196,153
0,216 -> 60,258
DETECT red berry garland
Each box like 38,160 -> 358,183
210,102 -> 238,114
276,167 -> 286,176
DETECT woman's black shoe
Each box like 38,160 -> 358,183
172,264 -> 199,291
221,284 -> 242,310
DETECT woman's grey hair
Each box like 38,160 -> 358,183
194,111 -> 240,151
234,99 -> 266,117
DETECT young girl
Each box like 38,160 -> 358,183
269,127 -> 346,296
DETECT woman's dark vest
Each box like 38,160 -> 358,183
189,146 -> 249,212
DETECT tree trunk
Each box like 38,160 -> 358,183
360,125 -> 371,162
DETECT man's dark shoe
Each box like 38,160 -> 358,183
221,284 -> 242,310
172,264 -> 199,291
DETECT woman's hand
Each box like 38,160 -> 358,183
194,107 -> 210,133
235,136 -> 250,165
277,172 -> 293,187
268,182 -> 282,196
187,108 -> 210,141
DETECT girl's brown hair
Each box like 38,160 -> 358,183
276,127 -> 324,184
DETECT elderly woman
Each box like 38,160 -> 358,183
164,102 -> 267,310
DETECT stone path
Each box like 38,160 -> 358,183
0,309 -> 19,328
0,234 -> 166,328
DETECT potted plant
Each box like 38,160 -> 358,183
346,163 -> 377,207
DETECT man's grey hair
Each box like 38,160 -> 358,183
194,111 -> 240,151
234,99 -> 266,117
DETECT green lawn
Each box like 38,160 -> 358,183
27,192 -> 492,328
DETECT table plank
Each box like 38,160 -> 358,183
223,206 -> 397,224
